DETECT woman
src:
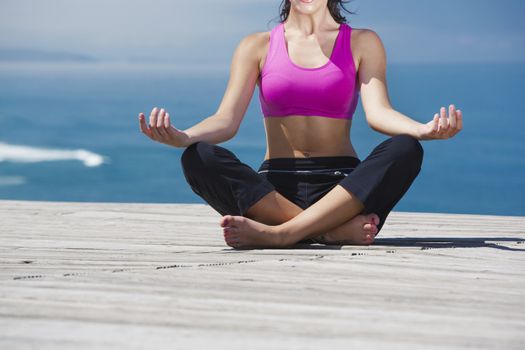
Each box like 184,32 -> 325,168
138,0 -> 462,249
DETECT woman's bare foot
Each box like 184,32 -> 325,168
219,212 -> 380,249
313,213 -> 380,245
220,215 -> 286,249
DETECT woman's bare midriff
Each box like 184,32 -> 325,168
263,115 -> 359,160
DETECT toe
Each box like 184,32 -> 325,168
225,240 -> 237,248
223,227 -> 237,234
363,213 -> 379,226
363,223 -> 375,231
225,234 -> 239,244
230,215 -> 245,226
369,213 -> 380,226
220,215 -> 234,227
364,233 -> 375,244
363,223 -> 378,236
226,237 -> 241,248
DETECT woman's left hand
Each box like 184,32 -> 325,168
417,104 -> 463,140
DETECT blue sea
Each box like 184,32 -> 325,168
0,62 -> 524,216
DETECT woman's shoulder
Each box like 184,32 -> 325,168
236,30 -> 272,64
349,26 -> 383,46
229,30 -> 271,75
348,26 -> 386,63
235,30 -> 270,55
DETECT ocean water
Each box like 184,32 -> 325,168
0,62 -> 524,216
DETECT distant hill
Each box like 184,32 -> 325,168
0,48 -> 97,62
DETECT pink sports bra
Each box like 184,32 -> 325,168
258,21 -> 359,120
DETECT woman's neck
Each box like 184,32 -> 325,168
286,6 -> 338,35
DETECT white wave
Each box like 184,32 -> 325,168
0,176 -> 26,186
0,142 -> 109,167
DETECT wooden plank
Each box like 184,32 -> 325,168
0,199 -> 524,349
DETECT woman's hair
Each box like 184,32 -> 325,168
275,0 -> 356,25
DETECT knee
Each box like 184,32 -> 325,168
180,141 -> 216,173
389,134 -> 424,170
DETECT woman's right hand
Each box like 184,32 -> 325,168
138,107 -> 190,148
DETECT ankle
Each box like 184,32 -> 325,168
271,222 -> 306,247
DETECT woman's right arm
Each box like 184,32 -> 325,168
138,32 -> 264,148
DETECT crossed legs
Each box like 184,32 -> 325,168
181,134 -> 424,249
239,187 -> 380,246
221,183 -> 379,248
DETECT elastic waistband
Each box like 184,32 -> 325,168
258,156 -> 361,172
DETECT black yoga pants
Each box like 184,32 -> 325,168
180,134 -> 424,235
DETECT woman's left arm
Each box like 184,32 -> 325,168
356,29 -> 462,141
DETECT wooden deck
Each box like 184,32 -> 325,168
1,199 -> 524,349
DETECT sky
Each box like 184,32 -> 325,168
0,0 -> 524,66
